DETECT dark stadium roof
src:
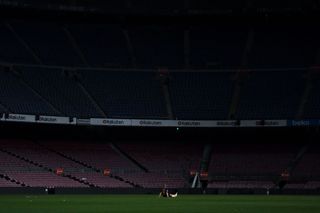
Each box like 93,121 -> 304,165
1,0 -> 319,9
1,0 -> 319,14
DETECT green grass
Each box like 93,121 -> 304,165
0,195 -> 319,213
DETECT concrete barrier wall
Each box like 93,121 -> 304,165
0,187 -> 319,195
0,187 -> 46,194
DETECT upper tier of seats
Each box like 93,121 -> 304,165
235,70 -> 306,119
303,78 -> 320,119
0,69 -> 57,115
0,20 -> 319,120
79,70 -> 167,119
0,67 -> 319,119
169,72 -> 235,120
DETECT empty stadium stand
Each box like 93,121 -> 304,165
16,67 -> 102,118
0,69 -> 57,115
0,140 -> 319,189
208,143 -> 299,177
291,144 -> 320,179
303,77 -> 320,119
189,26 -> 247,68
0,176 -> 21,187
249,26 -> 319,68
169,72 -> 235,120
117,143 -> 202,188
0,149 -> 86,187
128,26 -> 184,68
0,1 -> 320,199
0,18 -> 319,120
235,70 -> 305,119
0,140 -> 200,188
0,23 -> 36,64
0,66 -> 319,120
0,140 -> 133,188
0,104 -> 7,113
45,141 -> 200,188
78,70 -> 167,118
10,21 -> 84,66
68,24 -> 130,67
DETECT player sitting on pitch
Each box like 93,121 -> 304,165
159,188 -> 178,198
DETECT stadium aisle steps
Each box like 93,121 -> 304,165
36,142 -> 141,188
109,143 -> 149,172
0,173 -> 27,187
0,148 -> 94,188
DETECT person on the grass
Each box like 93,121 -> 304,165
159,188 -> 178,198
159,188 -> 167,197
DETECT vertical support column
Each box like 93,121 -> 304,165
122,29 -> 137,68
63,26 -> 90,67
184,29 -> 190,69
277,136 -> 312,190
296,71 -> 313,119
5,22 -> 43,64
228,29 -> 254,119
75,78 -> 107,118
199,144 -> 213,190
0,66 -> 11,113
158,69 -> 174,119
297,38 -> 320,119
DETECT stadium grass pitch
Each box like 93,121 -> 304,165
0,195 -> 320,213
